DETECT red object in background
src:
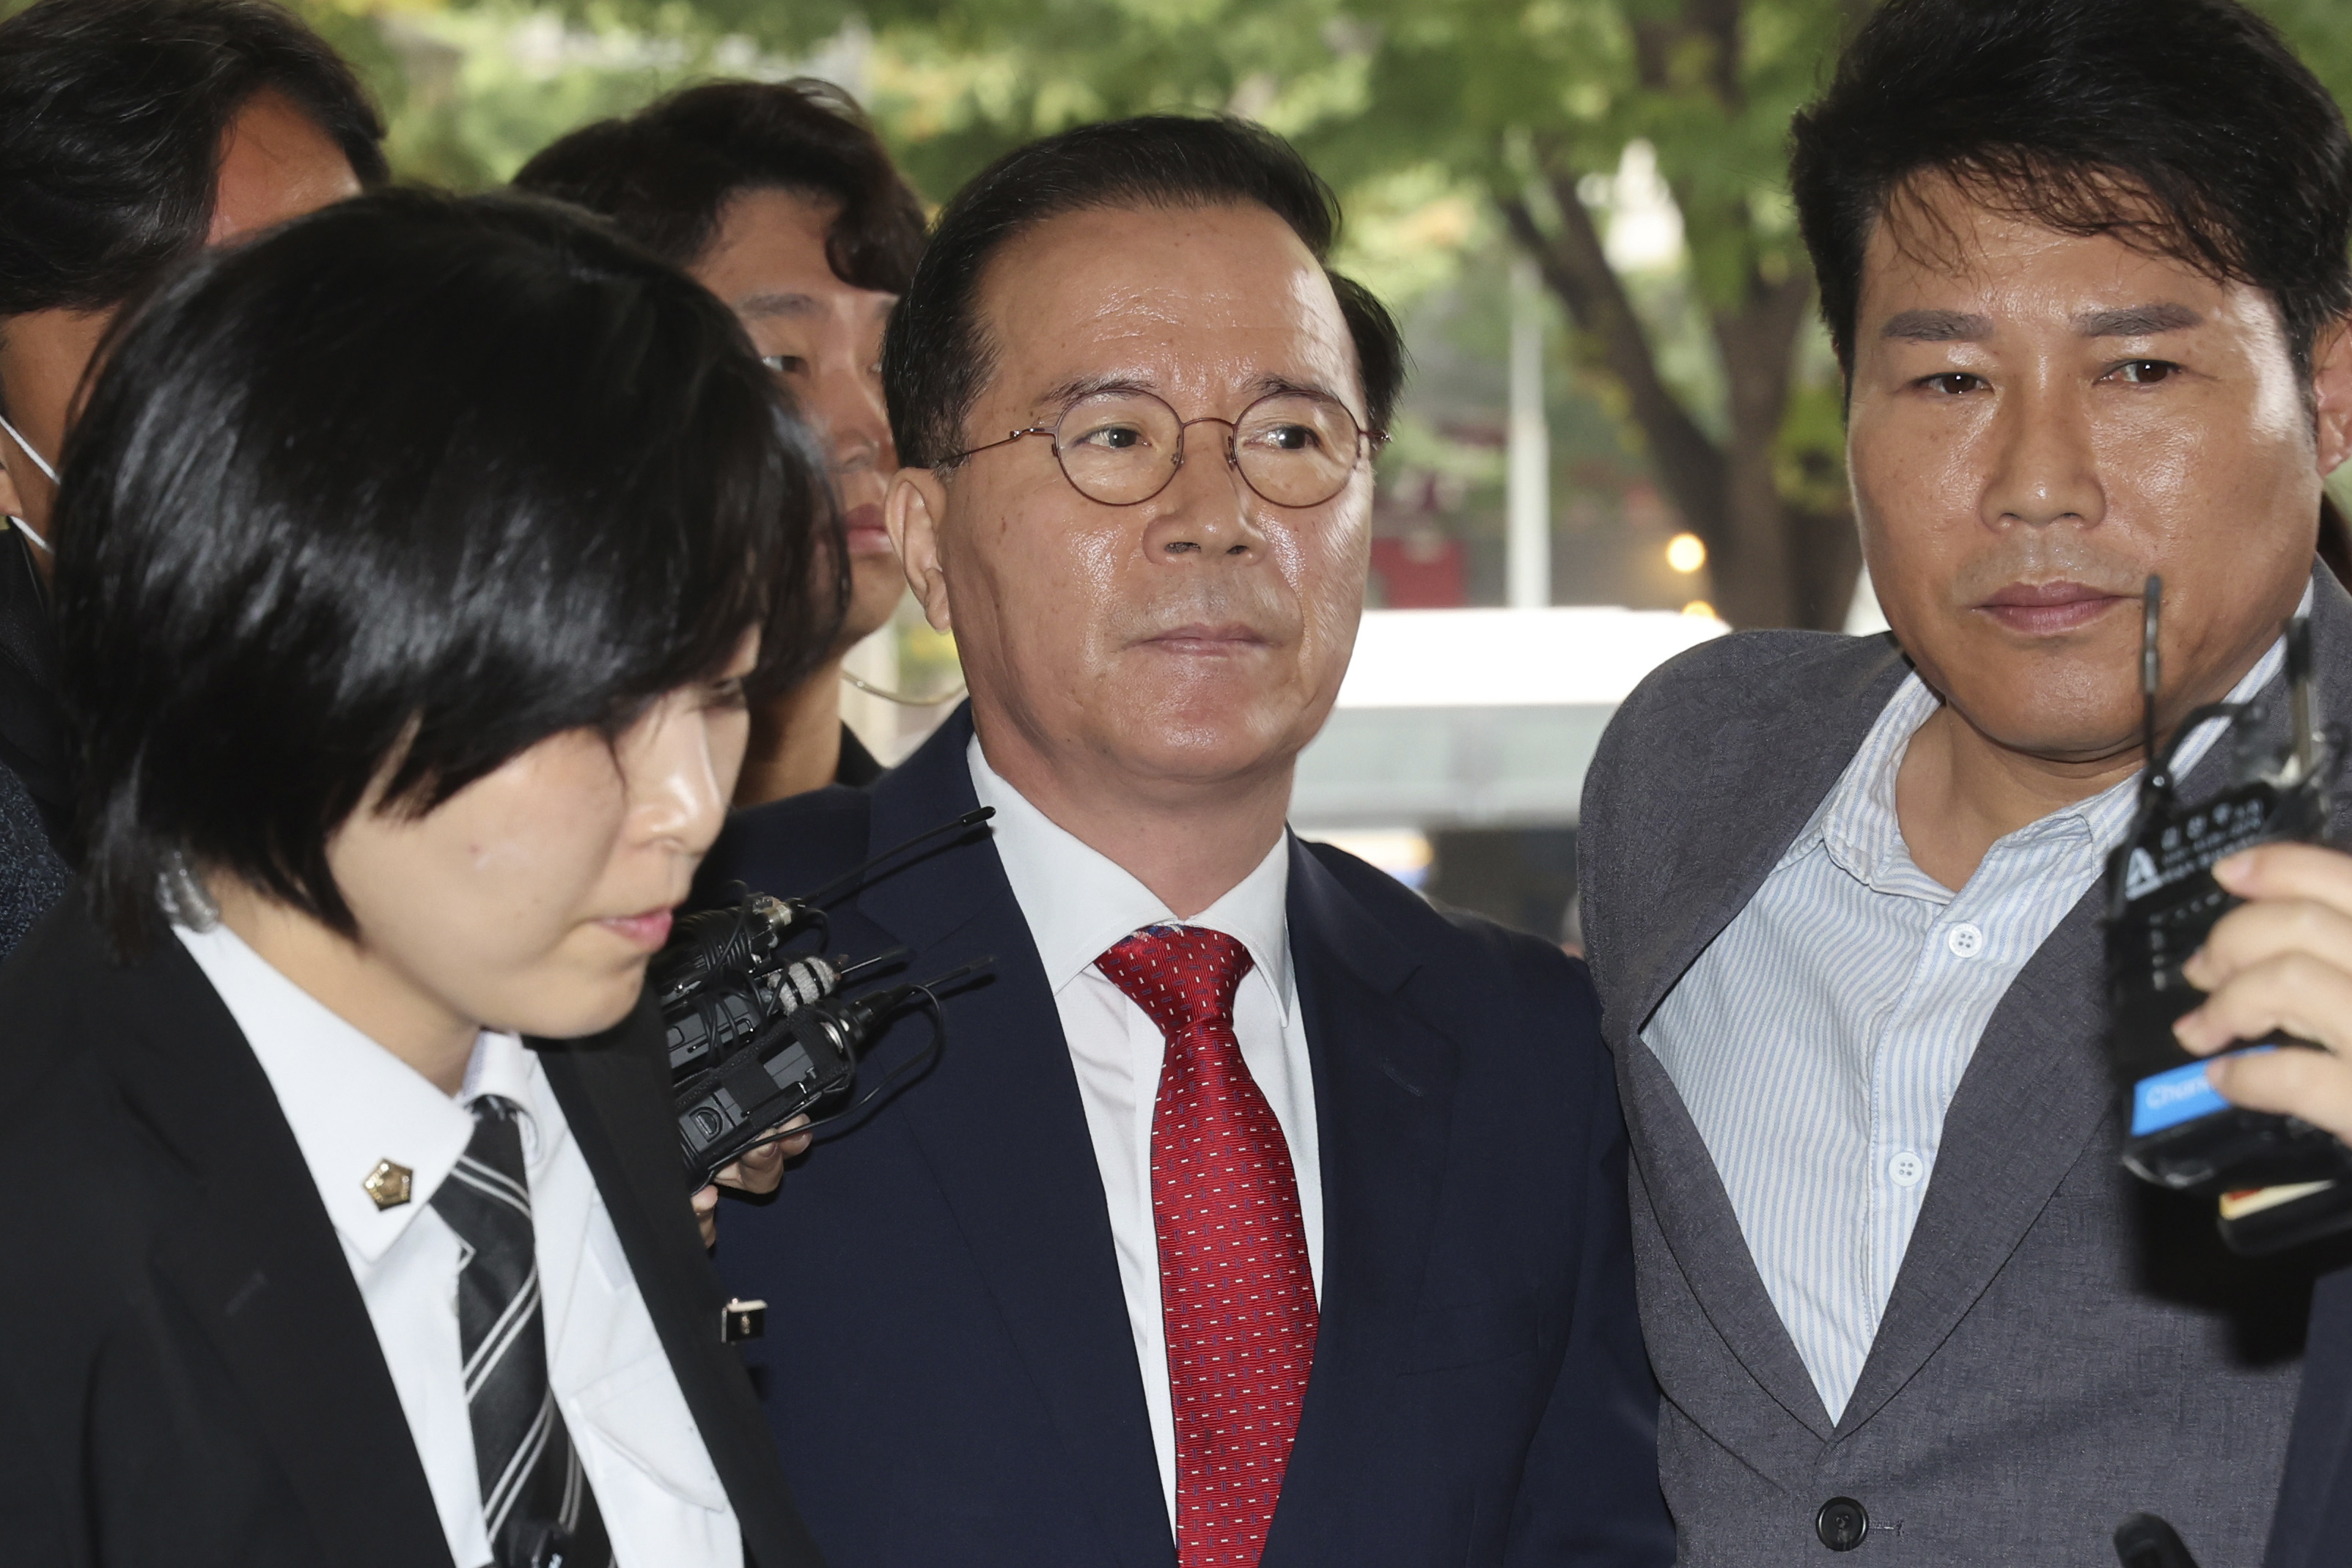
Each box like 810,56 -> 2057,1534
1370,534 -> 1467,608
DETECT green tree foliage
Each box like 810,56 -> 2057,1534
820,0 -> 1865,626
305,0 -> 2352,625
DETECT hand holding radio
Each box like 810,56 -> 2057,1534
2173,842 -> 2352,1146
2103,576 -> 2352,1253
691,1116 -> 808,1247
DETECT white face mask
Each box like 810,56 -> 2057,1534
0,410 -> 56,556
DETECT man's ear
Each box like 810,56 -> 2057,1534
0,453 -> 26,526
886,467 -> 954,634
2314,315 -> 2352,477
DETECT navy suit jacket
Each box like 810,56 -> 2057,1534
694,709 -> 1670,1568
2268,1265 -> 2352,1567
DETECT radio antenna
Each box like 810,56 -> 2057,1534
2289,614 -> 2317,780
803,806 -> 996,910
2141,575 -> 2167,798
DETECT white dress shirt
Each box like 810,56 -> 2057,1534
174,920 -> 741,1568
1644,600 -> 2299,1422
968,736 -> 1322,1534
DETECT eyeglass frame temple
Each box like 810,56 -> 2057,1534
944,415 -> 1390,474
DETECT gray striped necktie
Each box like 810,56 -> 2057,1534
434,1095 -> 612,1568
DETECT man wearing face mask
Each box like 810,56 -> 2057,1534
1577,1 -> 2352,1561
694,116 -> 1670,1568
0,0 -> 384,959
516,81 -> 927,801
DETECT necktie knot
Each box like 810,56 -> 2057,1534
1096,925 -> 1254,1043
435,1094 -> 532,1242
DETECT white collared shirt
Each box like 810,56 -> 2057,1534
1644,593 -> 2302,1422
968,736 -> 1322,1534
174,921 -> 740,1568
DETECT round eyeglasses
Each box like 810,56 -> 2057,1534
945,388 -> 1386,509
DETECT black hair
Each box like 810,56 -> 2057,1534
0,0 -> 387,318
883,114 -> 1405,469
54,188 -> 843,953
512,78 -> 926,295
1790,0 -> 2352,382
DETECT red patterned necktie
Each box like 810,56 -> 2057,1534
1096,925 -> 1318,1568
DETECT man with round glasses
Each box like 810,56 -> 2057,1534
949,385 -> 1382,509
694,114 -> 1669,1568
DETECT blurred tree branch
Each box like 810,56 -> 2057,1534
300,0 -> 2352,627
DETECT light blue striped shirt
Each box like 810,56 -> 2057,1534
1645,618 -> 2295,1422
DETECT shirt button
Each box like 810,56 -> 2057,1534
1946,921 -> 1984,958
1889,1151 -> 1925,1188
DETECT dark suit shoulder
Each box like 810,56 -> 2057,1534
694,784 -> 873,910
1298,836 -> 1601,1042
1581,627 -> 1906,825
1583,628 -> 1855,841
1304,833 -> 1578,960
731,780 -> 873,844
1577,629 -> 1906,1019
0,899 -> 157,1336
0,761 -> 66,964
0,888 -> 111,1119
1609,627 -> 1891,743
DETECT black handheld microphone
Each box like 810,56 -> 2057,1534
675,955 -> 994,1185
653,805 -> 994,1074
658,806 -> 998,1183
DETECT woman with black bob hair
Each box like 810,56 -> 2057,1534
0,188 -> 832,1568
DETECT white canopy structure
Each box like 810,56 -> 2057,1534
1292,606 -> 1727,830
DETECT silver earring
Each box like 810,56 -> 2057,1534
157,850 -> 219,931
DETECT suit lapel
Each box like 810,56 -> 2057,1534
1612,636 -> 1911,1440
1620,1045 -> 1841,1440
1263,844 -> 1458,1558
1617,636 -> 1912,1041
852,715 -> 1175,1568
534,1004 -> 826,1568
109,928 -> 455,1568
1834,897 -> 2108,1432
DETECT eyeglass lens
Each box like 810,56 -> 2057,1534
1054,390 -> 1365,508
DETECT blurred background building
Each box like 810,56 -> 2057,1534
173,0 -> 2352,939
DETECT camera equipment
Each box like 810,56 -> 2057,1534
2105,576 -> 2352,1251
656,807 -> 996,1185
673,957 -> 990,1186
2113,1514 -> 2201,1568
654,895 -> 905,1085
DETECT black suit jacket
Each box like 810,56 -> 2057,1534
0,528 -> 67,960
694,707 -> 1671,1568
0,526 -> 67,851
2269,1267 -> 2352,1566
0,888 -> 824,1568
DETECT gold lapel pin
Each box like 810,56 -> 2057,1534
361,1158 -> 414,1210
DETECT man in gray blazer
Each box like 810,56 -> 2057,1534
1580,0 -> 2352,1563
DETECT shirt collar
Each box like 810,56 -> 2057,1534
1796,580 -> 2314,888
1800,673 -> 1941,889
460,1029 -> 546,1163
173,919 -> 534,1265
967,733 -> 1295,1023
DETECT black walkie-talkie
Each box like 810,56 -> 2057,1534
2105,575 -> 2352,1252
655,806 -> 999,1184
